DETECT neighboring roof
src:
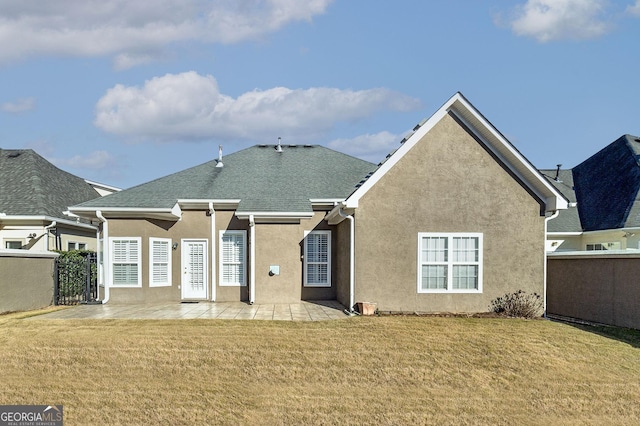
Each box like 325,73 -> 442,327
572,134 -> 640,232
541,169 -> 581,233
338,92 -> 568,213
0,149 -> 101,218
71,145 -> 376,218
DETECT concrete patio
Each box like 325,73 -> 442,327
33,300 -> 349,321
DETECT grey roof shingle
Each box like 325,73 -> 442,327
540,169 -> 581,232
542,134 -> 640,233
0,149 -> 100,217
74,145 -> 376,212
572,135 -> 640,231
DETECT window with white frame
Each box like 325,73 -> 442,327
219,230 -> 246,286
418,233 -> 482,293
110,237 -> 141,287
586,242 -> 620,251
67,242 -> 87,251
4,240 -> 23,249
149,238 -> 172,287
304,230 -> 331,287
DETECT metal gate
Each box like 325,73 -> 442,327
54,252 -> 99,305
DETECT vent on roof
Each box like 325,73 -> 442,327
275,137 -> 283,152
258,144 -> 267,148
7,152 -> 21,158
288,144 -> 297,148
554,164 -> 562,182
635,138 -> 640,143
304,144 -> 312,148
216,145 -> 224,168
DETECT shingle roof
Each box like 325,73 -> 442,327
540,169 -> 581,232
74,145 -> 376,212
0,149 -> 100,217
572,135 -> 640,231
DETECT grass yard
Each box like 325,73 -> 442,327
1,310 -> 639,425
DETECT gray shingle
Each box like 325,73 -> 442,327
0,149 -> 100,217
75,145 -> 376,211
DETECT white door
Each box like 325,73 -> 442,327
181,240 -> 208,299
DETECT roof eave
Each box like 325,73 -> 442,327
68,204 -> 182,221
235,211 -> 314,224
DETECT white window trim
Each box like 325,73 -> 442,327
219,230 -> 247,287
417,232 -> 483,294
149,237 -> 172,287
303,230 -> 332,288
109,237 -> 142,288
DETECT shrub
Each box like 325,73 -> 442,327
55,250 -> 97,298
490,290 -> 543,319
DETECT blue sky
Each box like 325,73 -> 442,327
1,0 -> 640,189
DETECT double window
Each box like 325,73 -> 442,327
418,233 -> 482,293
110,237 -> 141,287
219,230 -> 246,286
304,230 -> 331,287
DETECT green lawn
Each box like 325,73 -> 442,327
1,310 -> 639,425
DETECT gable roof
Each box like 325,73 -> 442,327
0,149 -> 101,219
572,134 -> 640,232
339,92 -> 568,213
70,145 -> 376,220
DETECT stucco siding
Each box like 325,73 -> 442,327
253,212 -> 334,304
548,255 -> 640,329
105,210 -> 337,304
0,252 -> 57,313
354,113 -> 546,312
106,211 -> 212,303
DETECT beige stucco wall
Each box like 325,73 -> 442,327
548,254 -> 640,329
0,252 -> 58,313
106,210 -> 213,303
253,212 -> 334,304
105,209 -> 336,304
353,113 -> 547,313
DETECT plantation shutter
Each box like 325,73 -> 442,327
112,238 -> 140,286
304,231 -> 331,287
150,239 -> 171,286
221,232 -> 245,286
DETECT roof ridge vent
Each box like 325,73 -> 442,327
216,145 -> 224,168
275,137 -> 283,152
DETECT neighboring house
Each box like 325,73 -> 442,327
0,149 -> 119,252
69,93 -> 567,312
543,134 -> 640,252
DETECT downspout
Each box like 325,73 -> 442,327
209,202 -> 216,302
44,221 -> 57,251
543,210 -> 560,319
338,208 -> 355,314
249,214 -> 256,305
96,210 -> 110,304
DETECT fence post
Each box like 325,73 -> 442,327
53,258 -> 59,306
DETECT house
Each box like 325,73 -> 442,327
69,93 -> 567,313
543,134 -> 640,252
0,149 -> 119,251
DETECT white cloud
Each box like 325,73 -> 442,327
507,0 -> 610,42
54,150 -> 117,170
627,0 -> 640,16
1,97 -> 35,113
328,131 -> 406,164
94,71 -> 421,143
0,0 -> 333,68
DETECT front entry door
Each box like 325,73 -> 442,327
181,240 -> 208,299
